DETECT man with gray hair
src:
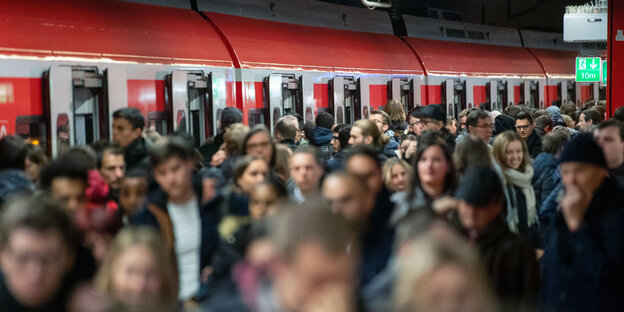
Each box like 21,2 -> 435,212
274,115 -> 300,151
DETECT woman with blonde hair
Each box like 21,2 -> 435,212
492,131 -> 541,245
383,158 -> 411,192
95,227 -> 178,312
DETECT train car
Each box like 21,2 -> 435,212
199,0 -> 424,129
0,0 -> 234,156
0,0 -> 602,158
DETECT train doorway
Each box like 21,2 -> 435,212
264,74 -> 302,133
521,81 -> 539,108
166,70 -> 212,148
329,76 -> 361,124
442,79 -> 466,118
46,65 -> 109,156
388,78 -> 414,113
487,80 -> 508,111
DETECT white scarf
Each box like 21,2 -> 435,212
503,166 -> 538,233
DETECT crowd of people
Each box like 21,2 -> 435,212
0,98 -> 623,312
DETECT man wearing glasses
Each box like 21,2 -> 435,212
515,112 -> 542,159
408,109 -> 427,136
466,110 -> 494,144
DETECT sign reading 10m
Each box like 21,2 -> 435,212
576,57 -> 602,82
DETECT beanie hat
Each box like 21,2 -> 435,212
421,104 -> 446,122
221,107 -> 243,128
559,133 -> 607,168
455,166 -> 504,207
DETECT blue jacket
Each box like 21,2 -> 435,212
532,152 -> 558,210
360,187 -> 395,287
131,173 -> 221,300
382,139 -> 399,159
0,169 -> 34,206
539,178 -> 624,312
309,126 -> 333,147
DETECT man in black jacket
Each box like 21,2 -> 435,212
540,134 -> 624,312
112,107 -> 150,172
199,107 -> 242,163
515,111 -> 542,158
455,166 -> 539,312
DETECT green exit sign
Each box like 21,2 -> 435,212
602,60 -> 607,85
576,57 -> 601,82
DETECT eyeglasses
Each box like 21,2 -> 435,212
409,120 -> 423,127
475,124 -> 493,129
372,119 -> 385,125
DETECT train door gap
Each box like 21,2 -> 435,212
488,80 -> 508,111
343,77 -> 358,124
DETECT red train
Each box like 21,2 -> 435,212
0,0 -> 602,156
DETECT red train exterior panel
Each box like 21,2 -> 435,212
203,12 -> 424,75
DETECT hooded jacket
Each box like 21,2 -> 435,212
309,126 -> 333,147
532,152 -> 558,210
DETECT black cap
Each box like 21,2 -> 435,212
221,107 -> 243,128
454,166 -> 503,207
559,133 -> 606,168
421,104 -> 446,122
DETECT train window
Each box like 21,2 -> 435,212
445,28 -> 466,39
567,81 -> 576,104
467,31 -> 487,40
15,115 -> 47,152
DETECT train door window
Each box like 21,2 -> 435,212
599,85 -> 606,101
72,67 -> 105,146
56,114 -> 70,155
167,71 -> 211,148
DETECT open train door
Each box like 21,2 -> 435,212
211,72 -> 227,137
329,77 -> 346,124
342,77 -> 359,124
521,81 -> 540,109
442,79 -> 465,119
105,67 -> 128,141
559,79 -> 575,105
388,78 -> 414,113
168,70 -> 211,147
265,74 -> 302,134
47,65 -> 109,157
487,80 -> 508,111
359,77 -> 371,120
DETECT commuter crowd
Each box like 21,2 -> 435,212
1,98 -> 623,312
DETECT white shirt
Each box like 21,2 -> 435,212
168,197 -> 201,300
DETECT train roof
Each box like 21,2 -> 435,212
204,12 -> 424,75
0,0 -> 233,66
